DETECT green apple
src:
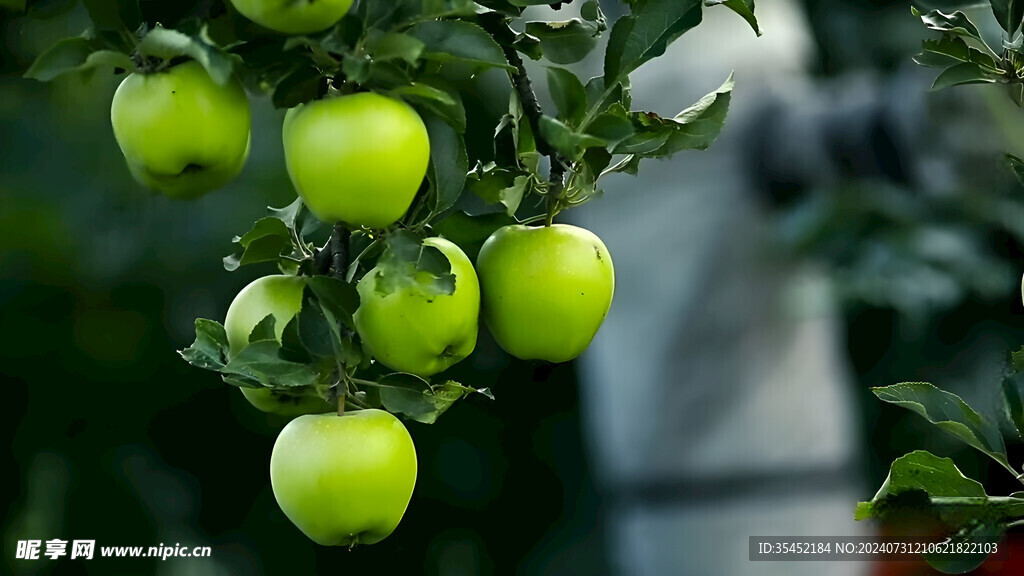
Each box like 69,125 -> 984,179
476,224 -> 614,363
283,92 -> 430,228
229,0 -> 354,35
224,275 -> 332,415
354,238 -> 479,377
270,409 -> 417,546
111,60 -> 251,199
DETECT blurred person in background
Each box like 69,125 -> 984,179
571,0 -> 1011,574
573,1 -> 869,574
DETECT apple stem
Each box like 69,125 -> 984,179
337,395 -> 345,417
481,15 -> 566,226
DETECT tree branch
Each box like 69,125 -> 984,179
329,223 -> 350,280
480,15 -> 567,222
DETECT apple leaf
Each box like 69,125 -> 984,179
305,276 -> 359,328
372,373 -> 492,424
138,26 -> 236,85
915,7 -> 986,39
872,382 -> 1011,469
856,451 -> 1003,575
1002,373 -> 1024,439
990,0 -> 1024,35
370,231 -> 455,298
223,217 -> 294,272
247,314 -> 278,345
24,36 -> 136,81
364,31 -> 425,63
930,61 -> 999,91
524,19 -> 599,65
423,113 -> 468,215
394,81 -> 467,133
272,66 -> 322,109
178,318 -> 229,370
1005,154 -> 1024,190
547,67 -> 588,126
221,342 -> 320,389
604,0 -> 704,87
408,20 -> 514,71
466,162 -> 533,217
704,0 -> 761,36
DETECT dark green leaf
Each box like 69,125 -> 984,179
1,0 -> 27,11
393,81 -> 466,132
547,66 -> 587,125
297,299 -> 339,359
1005,154 -> 1024,188
432,210 -> 516,261
223,217 -> 293,272
408,20 -> 514,71
525,19 -> 599,65
369,231 -> 456,298
604,0 -> 703,86
248,314 -> 277,344
585,106 -> 636,148
272,66 -> 322,109
704,0 -> 760,36
612,72 -> 733,163
1003,372 -> 1024,438
25,36 -> 136,81
914,36 -> 999,71
872,382 -> 1010,468
466,163 -> 531,216
365,31 -> 425,63
373,374 -> 486,424
424,113 -> 468,214
138,26 -> 235,85
989,0 -> 1024,35
221,340 -> 319,389
930,61 -> 999,90
924,521 -> 1003,574
916,8 -> 985,40
178,318 -> 229,370
539,115 -> 606,160
305,275 -> 359,329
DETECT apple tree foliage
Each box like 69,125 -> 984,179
850,1 -> 1024,573
20,0 -> 758,421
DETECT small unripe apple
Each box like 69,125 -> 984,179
111,61 -> 250,199
270,409 -> 417,546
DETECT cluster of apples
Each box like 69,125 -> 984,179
109,0 -> 615,548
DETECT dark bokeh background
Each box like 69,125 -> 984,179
7,1 -> 1024,575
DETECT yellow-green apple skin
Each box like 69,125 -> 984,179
229,0 -> 354,35
476,224 -> 614,363
270,409 -> 417,546
110,61 -> 251,199
282,92 -> 430,228
224,275 -> 332,415
354,238 -> 479,377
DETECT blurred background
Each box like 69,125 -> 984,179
6,0 -> 1024,575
